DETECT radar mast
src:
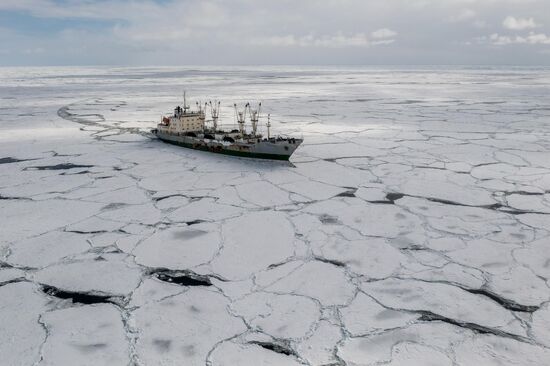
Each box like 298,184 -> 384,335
183,91 -> 189,113
267,114 -> 272,139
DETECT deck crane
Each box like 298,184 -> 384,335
196,101 -> 207,114
196,101 -> 207,129
209,101 -> 221,131
234,103 -> 248,137
247,102 -> 261,137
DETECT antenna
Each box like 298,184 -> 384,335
247,102 -> 261,136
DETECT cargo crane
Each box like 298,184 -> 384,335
209,100 -> 221,131
234,103 -> 247,137
196,101 -> 207,129
247,102 -> 261,137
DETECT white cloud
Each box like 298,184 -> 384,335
0,0 -> 549,65
250,29 -> 399,48
487,32 -> 550,45
524,32 -> 550,44
371,28 -> 398,39
250,32 -> 377,48
372,39 -> 396,46
488,33 -> 514,45
502,16 -> 538,30
313,33 -> 371,47
250,35 -> 300,47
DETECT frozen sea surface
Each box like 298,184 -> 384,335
1,66 -> 550,365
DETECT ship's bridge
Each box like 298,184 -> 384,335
161,107 -> 205,133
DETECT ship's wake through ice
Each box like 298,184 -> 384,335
1,66 -> 550,365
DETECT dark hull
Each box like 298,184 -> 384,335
157,135 -> 291,161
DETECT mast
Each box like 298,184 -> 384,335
247,102 -> 261,136
267,114 -> 271,139
183,91 -> 189,113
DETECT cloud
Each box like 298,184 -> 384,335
485,32 -> 550,45
371,28 -> 398,39
0,0 -> 549,65
314,33 -> 372,47
502,16 -> 538,30
250,32 -> 380,48
250,35 -> 300,47
250,29 -> 398,48
372,39 -> 396,46
526,32 -> 550,44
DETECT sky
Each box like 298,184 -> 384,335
0,0 -> 549,66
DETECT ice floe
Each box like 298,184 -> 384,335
2,66 -> 550,365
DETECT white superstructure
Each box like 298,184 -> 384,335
160,92 -> 206,134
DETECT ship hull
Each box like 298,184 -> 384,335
153,130 -> 301,161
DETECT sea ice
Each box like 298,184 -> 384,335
2,66 -> 549,365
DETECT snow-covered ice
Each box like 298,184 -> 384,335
1,66 -> 550,365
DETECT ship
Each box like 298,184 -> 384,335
151,93 -> 303,161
